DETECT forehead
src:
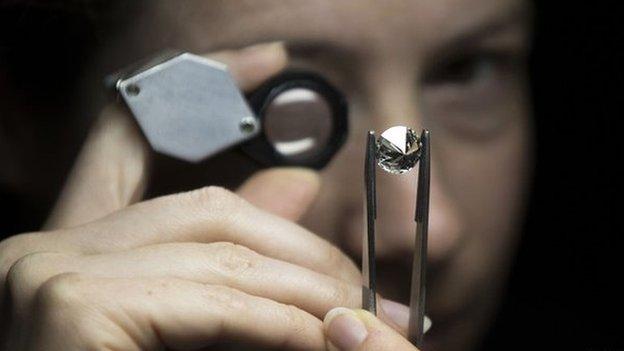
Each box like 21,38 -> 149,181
176,0 -> 527,53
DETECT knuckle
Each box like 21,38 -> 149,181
327,281 -> 359,307
204,284 -> 248,312
6,252 -> 64,300
0,233 -> 37,280
324,245 -> 347,271
277,304 -> 317,350
283,304 -> 309,330
188,186 -> 239,210
35,272 -> 87,309
179,186 -> 243,224
323,244 -> 361,284
32,273 -> 107,347
211,242 -> 261,278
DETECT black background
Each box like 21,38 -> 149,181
1,1 -> 622,350
482,2 -> 622,350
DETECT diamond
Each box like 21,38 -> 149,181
376,126 -> 421,174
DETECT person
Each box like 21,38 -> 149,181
0,0 -> 533,350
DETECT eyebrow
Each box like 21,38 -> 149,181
434,4 -> 532,54
209,0 -> 531,68
289,3 -> 530,60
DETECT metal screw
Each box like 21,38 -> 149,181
239,117 -> 258,134
125,84 -> 141,96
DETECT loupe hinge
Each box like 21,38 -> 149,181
107,51 -> 259,163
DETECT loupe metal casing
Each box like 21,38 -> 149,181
107,52 -> 348,169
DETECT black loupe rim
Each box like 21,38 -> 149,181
241,71 -> 349,170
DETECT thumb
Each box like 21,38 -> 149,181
44,104 -> 150,230
323,308 -> 432,351
236,168 -> 321,221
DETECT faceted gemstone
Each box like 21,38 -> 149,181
376,126 -> 421,174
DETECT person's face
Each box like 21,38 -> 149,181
124,1 -> 532,350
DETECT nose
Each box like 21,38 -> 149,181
357,66 -> 464,265
374,166 -> 463,265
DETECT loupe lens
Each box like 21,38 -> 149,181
263,88 -> 333,163
243,71 -> 348,169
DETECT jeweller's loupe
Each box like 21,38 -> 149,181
107,52 -> 348,169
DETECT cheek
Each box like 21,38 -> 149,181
438,114 -> 531,275
426,115 -> 531,317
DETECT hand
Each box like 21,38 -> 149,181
323,308 -> 432,351
0,42 -> 408,350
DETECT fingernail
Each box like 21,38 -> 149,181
243,41 -> 284,53
424,315 -> 433,333
381,300 -> 433,334
324,307 -> 368,351
380,299 -> 410,329
241,41 -> 288,70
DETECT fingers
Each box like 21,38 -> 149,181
4,183 -> 359,300
6,243 -> 412,335
45,42 -> 288,230
44,104 -> 150,230
323,308 -> 425,351
59,186 -> 361,284
236,168 -> 321,221
92,242 -> 357,318
6,243 -> 361,319
28,274 -> 324,351
207,42 -> 288,91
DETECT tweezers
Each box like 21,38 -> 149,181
362,129 -> 431,347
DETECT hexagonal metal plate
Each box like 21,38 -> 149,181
116,53 -> 259,162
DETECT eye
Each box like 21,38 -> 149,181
420,49 -> 527,139
422,51 -> 513,87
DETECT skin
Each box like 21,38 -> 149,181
0,0 -> 532,350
